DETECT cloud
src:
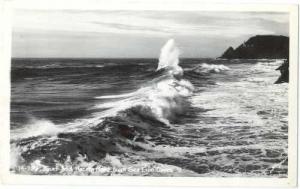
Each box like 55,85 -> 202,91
91,21 -> 172,35
12,10 -> 289,58
14,10 -> 289,36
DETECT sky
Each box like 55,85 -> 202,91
12,10 -> 289,58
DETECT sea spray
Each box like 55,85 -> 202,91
10,53 -> 289,177
157,39 -> 183,77
10,39 -> 195,174
94,39 -> 194,124
11,118 -> 60,140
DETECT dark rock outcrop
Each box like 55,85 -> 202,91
220,35 -> 289,83
220,35 -> 289,59
221,47 -> 235,59
275,58 -> 289,84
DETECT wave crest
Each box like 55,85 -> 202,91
192,63 -> 230,74
157,39 -> 183,77
10,39 -> 195,173
94,39 -> 193,124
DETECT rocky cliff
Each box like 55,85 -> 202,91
220,35 -> 289,59
275,59 -> 289,84
220,35 -> 289,83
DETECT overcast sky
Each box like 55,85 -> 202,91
12,10 -> 289,58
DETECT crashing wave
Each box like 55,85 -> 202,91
192,63 -> 230,74
92,39 -> 193,124
10,39 -> 194,174
157,39 -> 183,77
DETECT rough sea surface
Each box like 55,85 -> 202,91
10,41 -> 288,177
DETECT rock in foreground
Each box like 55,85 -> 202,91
275,59 -> 289,84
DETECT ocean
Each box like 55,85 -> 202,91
10,40 -> 288,177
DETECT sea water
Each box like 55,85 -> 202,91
10,40 -> 288,177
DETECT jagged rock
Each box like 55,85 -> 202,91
220,35 -> 289,59
221,46 -> 235,59
275,59 -> 289,84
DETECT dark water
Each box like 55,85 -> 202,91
10,57 -> 288,177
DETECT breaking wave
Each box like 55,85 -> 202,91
10,39 -> 195,175
92,38 -> 193,124
192,63 -> 230,74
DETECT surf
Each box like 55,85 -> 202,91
192,63 -> 230,73
10,39 -> 195,174
93,39 -> 194,124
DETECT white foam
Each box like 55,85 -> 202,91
92,39 -> 194,124
194,63 -> 230,73
11,118 -> 61,140
20,153 -> 197,176
104,154 -> 123,167
10,144 -> 23,170
95,92 -> 135,99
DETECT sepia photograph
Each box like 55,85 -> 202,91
0,0 -> 298,187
